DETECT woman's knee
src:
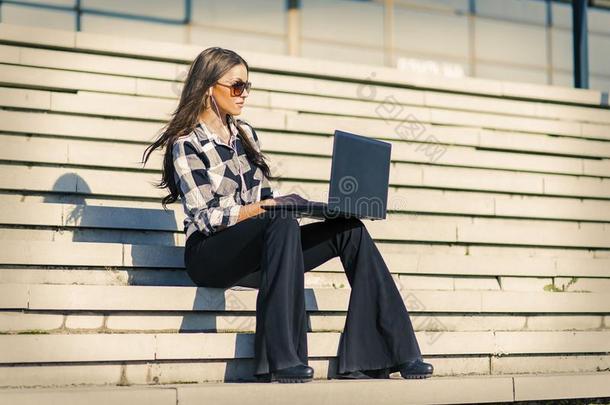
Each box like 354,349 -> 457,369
345,217 -> 367,239
329,215 -> 364,230
347,216 -> 364,227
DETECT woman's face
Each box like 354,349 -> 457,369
210,63 -> 249,116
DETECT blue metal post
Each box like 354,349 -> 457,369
572,0 -> 589,89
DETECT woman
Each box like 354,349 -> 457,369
142,47 -> 433,383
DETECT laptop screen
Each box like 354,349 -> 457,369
328,130 -> 391,220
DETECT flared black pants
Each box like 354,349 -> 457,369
184,210 -> 422,377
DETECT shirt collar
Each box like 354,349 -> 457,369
197,116 -> 239,146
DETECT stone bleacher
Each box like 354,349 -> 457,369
0,22 -> 610,404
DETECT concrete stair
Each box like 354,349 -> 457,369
2,373 -> 610,405
1,22 -> 610,403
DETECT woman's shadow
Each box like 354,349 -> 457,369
49,174 -> 181,285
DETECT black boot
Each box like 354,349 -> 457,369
335,367 -> 390,379
398,358 -> 434,379
255,364 -> 314,383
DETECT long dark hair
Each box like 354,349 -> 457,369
141,46 -> 278,209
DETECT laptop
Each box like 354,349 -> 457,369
262,129 -> 392,221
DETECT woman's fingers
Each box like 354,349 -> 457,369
259,193 -> 309,207
259,198 -> 277,207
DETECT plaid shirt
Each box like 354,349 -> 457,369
172,118 -> 276,241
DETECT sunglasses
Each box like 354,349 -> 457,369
215,80 -> 252,96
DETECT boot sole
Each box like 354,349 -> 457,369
276,376 -> 313,383
401,373 -> 433,379
255,374 -> 313,383
335,375 -> 373,380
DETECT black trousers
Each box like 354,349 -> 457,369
184,210 -> 422,377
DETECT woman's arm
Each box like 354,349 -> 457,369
236,198 -> 276,223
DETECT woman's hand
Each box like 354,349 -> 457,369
259,198 -> 277,207
263,193 -> 309,205
270,193 -> 309,206
259,193 -> 309,207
